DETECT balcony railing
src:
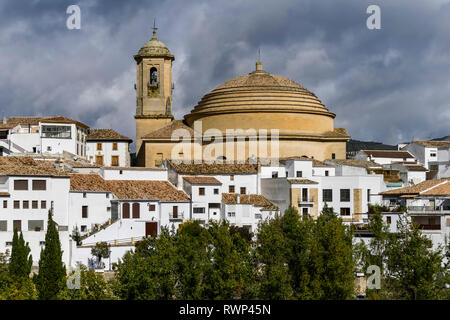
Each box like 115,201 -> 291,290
407,206 -> 450,214
169,212 -> 184,221
298,196 -> 315,206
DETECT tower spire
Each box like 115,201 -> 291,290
256,48 -> 263,71
152,18 -> 158,39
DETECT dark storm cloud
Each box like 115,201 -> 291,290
0,0 -> 449,150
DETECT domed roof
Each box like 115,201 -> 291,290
134,31 -> 174,60
185,61 -> 332,121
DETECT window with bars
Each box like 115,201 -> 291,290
82,206 -> 88,218
340,189 -> 350,202
14,180 -> 28,190
323,189 -> 333,202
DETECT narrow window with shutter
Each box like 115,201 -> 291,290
122,203 -> 130,219
132,203 -> 140,219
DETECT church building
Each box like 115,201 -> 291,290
134,29 -> 350,167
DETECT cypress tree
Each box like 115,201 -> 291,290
9,229 -> 32,278
36,210 -> 66,300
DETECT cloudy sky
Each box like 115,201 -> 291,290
1,0 -> 450,151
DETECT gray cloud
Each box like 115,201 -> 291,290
0,0 -> 449,151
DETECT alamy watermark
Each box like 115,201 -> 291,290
66,5 -> 81,30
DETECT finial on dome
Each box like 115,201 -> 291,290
152,18 -> 158,39
256,48 -> 263,71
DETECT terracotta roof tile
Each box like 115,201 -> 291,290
183,176 -> 222,185
325,159 -> 382,169
2,116 -> 89,129
361,150 -> 414,158
168,160 -> 257,175
380,179 -> 450,196
222,193 -> 279,210
288,179 -> 319,184
421,181 -> 450,196
87,129 -> 132,142
70,174 -> 189,202
0,157 -> 69,177
412,140 -> 450,148
141,120 -> 194,139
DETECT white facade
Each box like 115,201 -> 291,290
40,122 -> 88,158
100,167 -> 168,180
86,141 -> 130,167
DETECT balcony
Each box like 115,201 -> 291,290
407,206 -> 450,215
169,212 -> 184,221
297,196 -> 315,207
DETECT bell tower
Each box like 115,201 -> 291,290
134,24 -> 174,154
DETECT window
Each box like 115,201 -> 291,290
302,188 -> 308,202
47,146 -> 52,151
386,216 -> 391,224
229,185 -> 235,193
32,201 -> 38,209
41,201 -> 46,209
340,208 -> 350,216
132,203 -> 140,219
23,201 -> 29,209
32,180 -> 46,190
122,203 -> 130,218
83,192 -> 87,198
302,208 -> 308,215
112,142 -> 118,151
199,187 -> 205,196
296,171 -> 302,178
214,188 -> 219,195
106,193 -> 110,198
149,204 -> 156,211
107,207 -> 111,212
2,200 -> 6,208
150,67 -> 158,84
332,153 -> 336,159
340,189 -> 350,202
97,143 -> 102,151
228,212 -> 236,217
272,172 -> 278,178
193,207 -> 205,214
367,189 -> 371,202
13,220 -> 21,232
82,206 -> 88,218
95,155 -> 104,166
28,220 -> 43,232
230,175 -> 234,181
325,170 -> 329,176
14,201 -> 20,209
14,180 -> 28,190
81,225 -> 87,232
0,221 -> 6,232
240,187 -> 246,195
111,156 -> 119,166
172,206 -> 178,219
323,189 -> 332,202
41,125 -> 71,138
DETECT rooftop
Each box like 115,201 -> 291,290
0,116 -> 89,130
325,159 -> 382,170
70,174 -> 189,201
221,193 -> 279,211
360,150 -> 414,159
380,178 -> 450,196
412,140 -> 450,148
167,160 -> 257,175
183,176 -> 222,185
288,179 -> 319,185
87,129 -> 132,142
0,157 -> 69,177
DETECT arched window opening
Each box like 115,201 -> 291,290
150,67 -> 158,85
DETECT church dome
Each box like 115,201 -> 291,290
184,61 -> 337,136
134,31 -> 174,60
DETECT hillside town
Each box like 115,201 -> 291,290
0,114 -> 448,271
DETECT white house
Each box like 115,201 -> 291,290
0,157 -> 71,266
354,149 -> 416,165
86,129 -> 132,167
403,140 -> 450,177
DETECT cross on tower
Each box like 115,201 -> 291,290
152,18 -> 158,38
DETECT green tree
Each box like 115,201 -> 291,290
35,210 -> 66,300
256,215 -> 292,299
8,229 -> 32,278
58,264 -> 116,300
91,242 -> 110,269
72,226 -> 82,246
